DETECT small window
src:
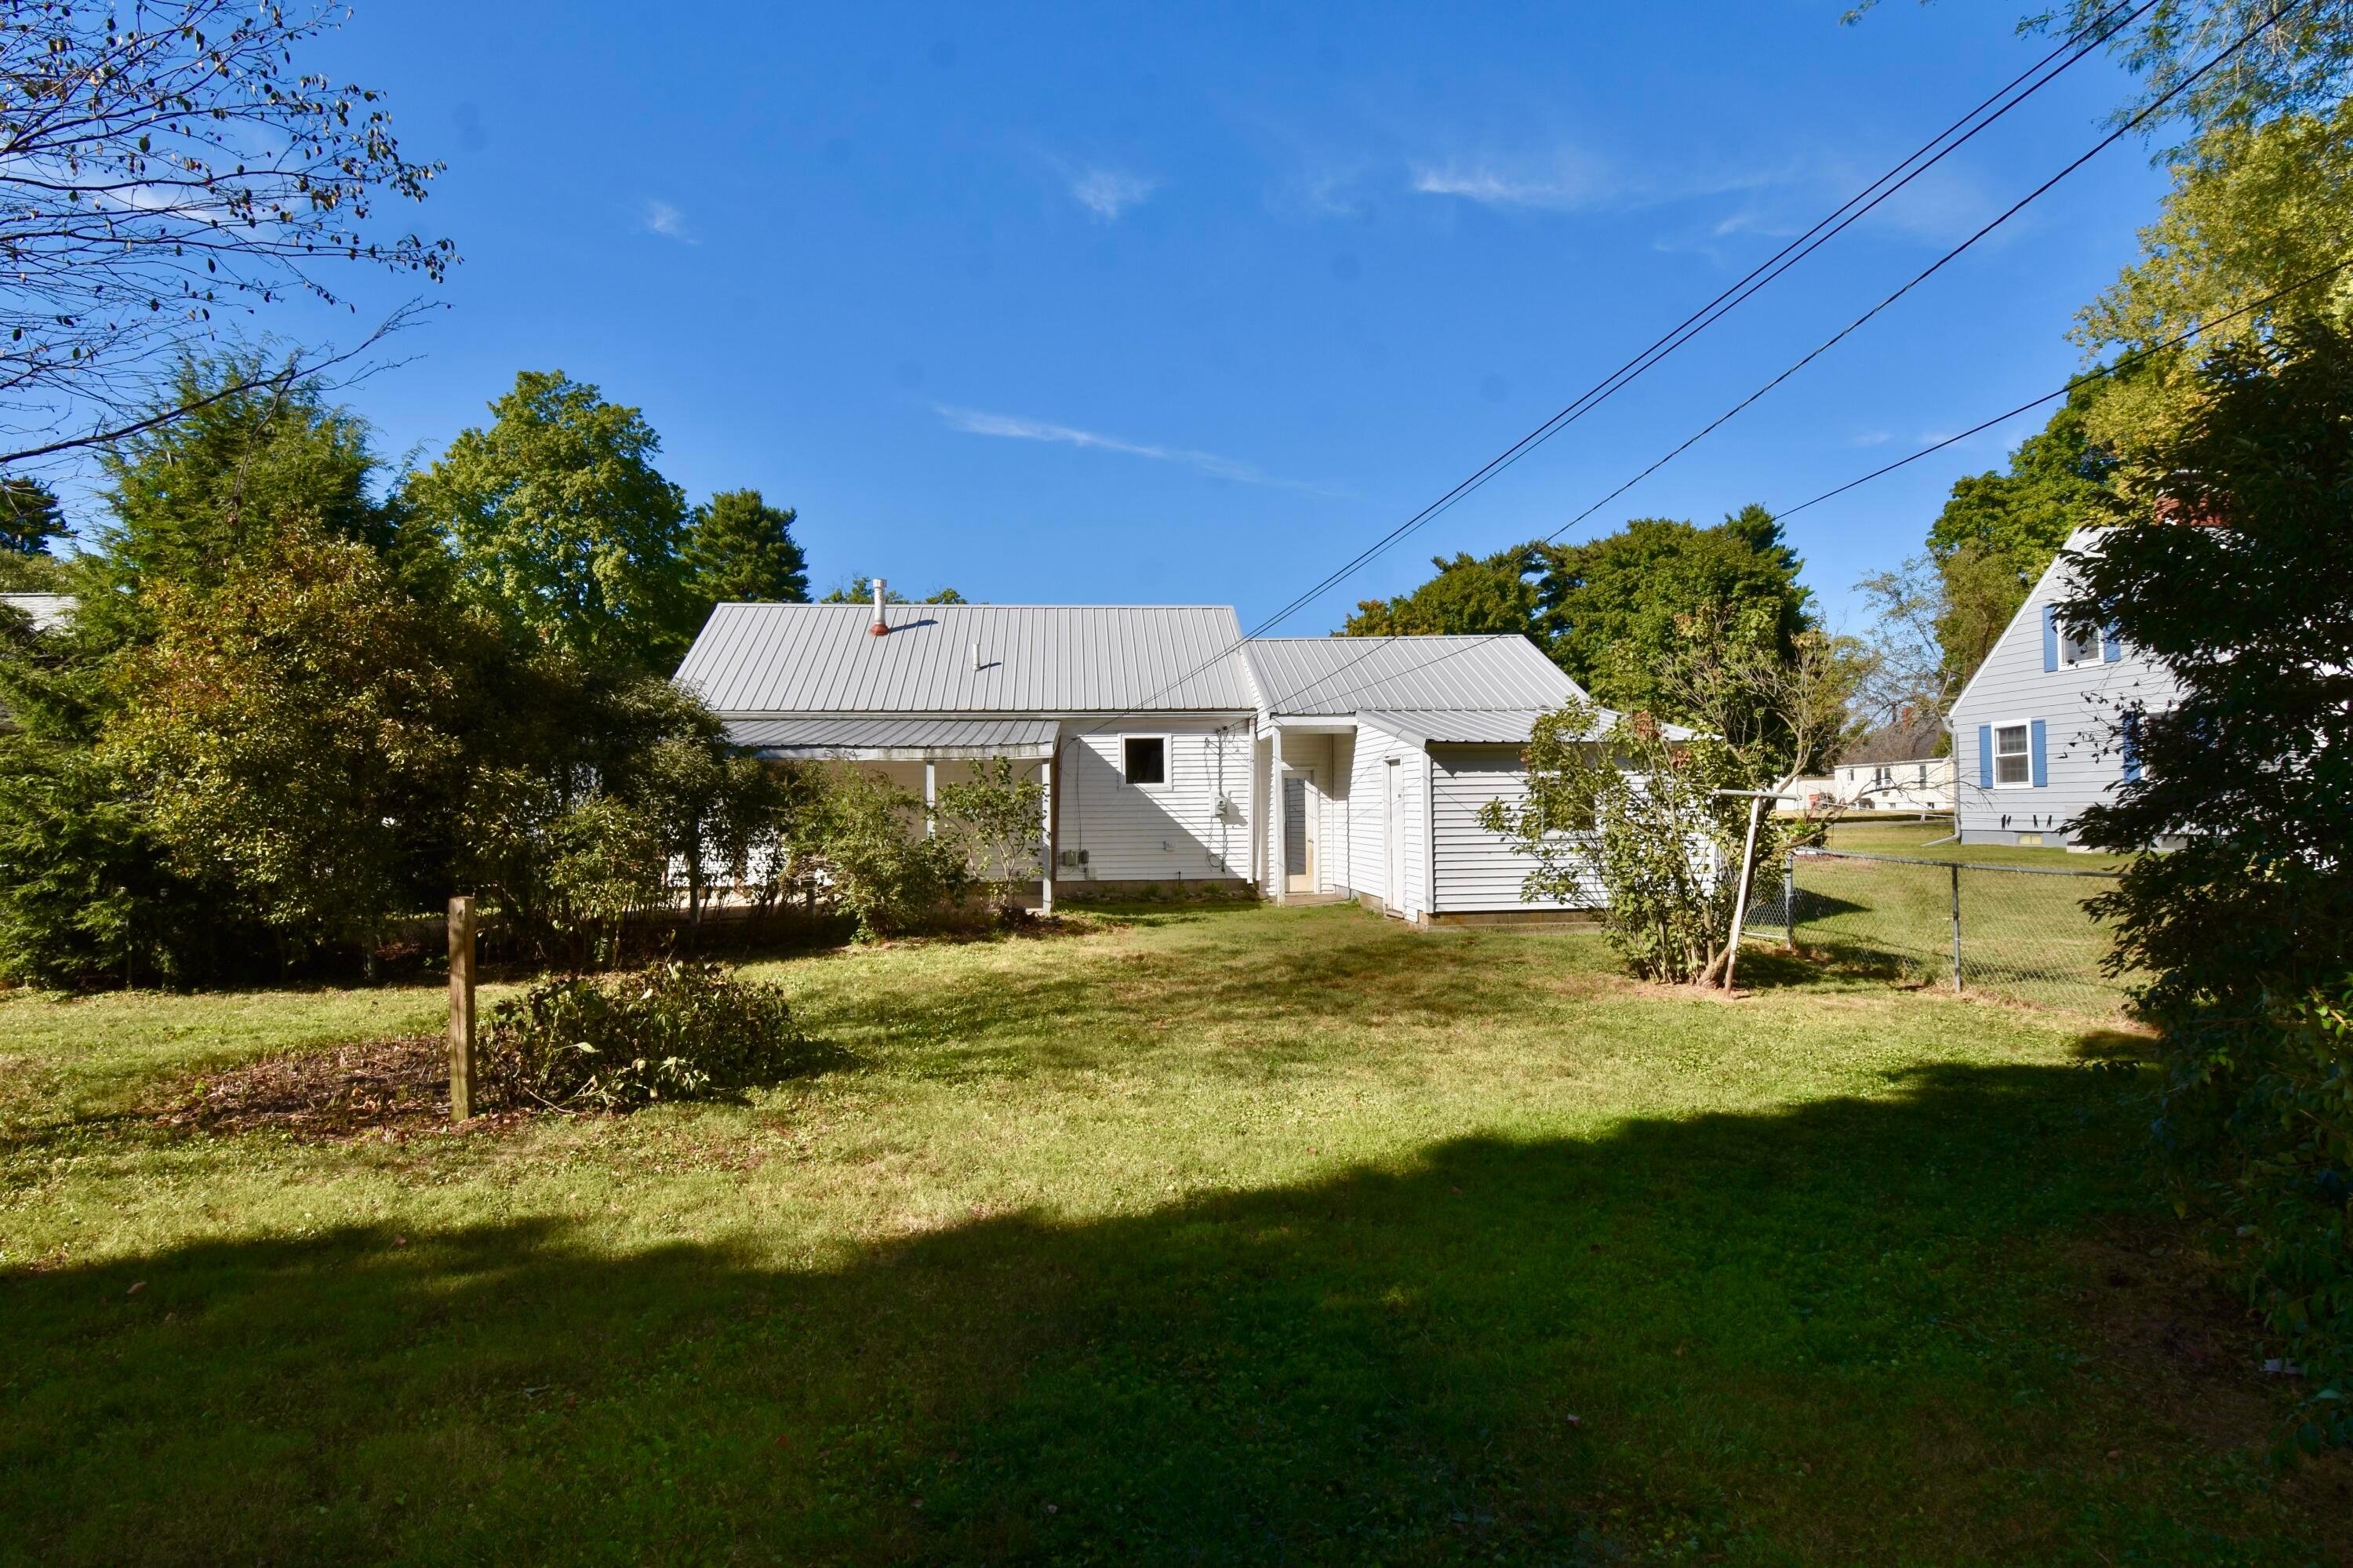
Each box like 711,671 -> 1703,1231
1122,736 -> 1166,786
2060,623 -> 2100,666
1994,723 -> 2031,785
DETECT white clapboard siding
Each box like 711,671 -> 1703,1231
1344,718 -> 1427,915
1948,529 -> 2183,846
1060,719 -> 1253,882
1430,744 -> 1604,911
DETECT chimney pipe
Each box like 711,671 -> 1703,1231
868,577 -> 888,636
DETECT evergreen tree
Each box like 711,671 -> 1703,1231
683,489 -> 809,611
1343,548 -> 1542,639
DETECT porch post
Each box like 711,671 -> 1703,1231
1271,724 -> 1288,905
1039,748 -> 1055,915
923,759 -> 936,839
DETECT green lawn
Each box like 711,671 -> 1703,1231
2,904 -> 2346,1565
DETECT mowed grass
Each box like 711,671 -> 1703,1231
1755,817 -> 2139,1014
2,904 -> 2347,1566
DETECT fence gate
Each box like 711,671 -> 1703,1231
1744,848 -> 2135,1017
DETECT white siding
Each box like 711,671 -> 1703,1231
1344,719 -> 1428,916
1948,532 -> 2182,846
1430,744 -> 1603,911
1059,719 -> 1253,882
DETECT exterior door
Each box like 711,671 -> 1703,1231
1282,768 -> 1317,894
1384,759 -> 1406,914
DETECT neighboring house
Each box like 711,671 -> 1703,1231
672,588 -> 1621,922
1947,529 -> 2180,848
0,592 -> 75,633
1828,756 -> 1956,813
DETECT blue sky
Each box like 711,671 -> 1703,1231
245,0 -> 2168,632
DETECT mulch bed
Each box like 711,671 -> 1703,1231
150,1034 -> 530,1142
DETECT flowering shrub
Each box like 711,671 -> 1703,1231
479,960 -> 813,1111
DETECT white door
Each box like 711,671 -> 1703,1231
1282,768 -> 1318,894
1384,759 -> 1406,915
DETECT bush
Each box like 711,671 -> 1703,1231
808,767 -> 969,941
478,960 -> 813,1111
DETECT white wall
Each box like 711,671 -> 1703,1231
1058,717 -> 1253,882
1346,719 -> 1427,916
1831,759 -> 1955,812
1429,744 -> 1603,911
1949,539 -> 2180,846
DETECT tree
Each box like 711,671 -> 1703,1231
1536,506 -> 1813,720
2063,319 -> 2353,1450
0,478 -> 63,556
0,1 -> 453,467
1920,387 -> 2120,682
2038,0 -> 2353,146
684,489 -> 809,611
936,757 -> 1047,918
410,370 -> 697,674
1343,548 -> 1543,639
100,522 -> 462,972
1480,700 -> 1750,984
820,576 -> 966,606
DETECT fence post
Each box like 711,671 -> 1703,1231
1783,852 -> 1797,951
448,895 -> 476,1121
1949,862 -> 1962,995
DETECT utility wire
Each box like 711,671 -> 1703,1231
1068,0 -> 2156,738
1191,251 -> 2353,724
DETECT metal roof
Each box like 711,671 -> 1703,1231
1358,709 -> 1553,745
724,715 -> 1058,760
1242,635 -> 1583,715
0,593 -> 75,633
678,603 -> 1254,715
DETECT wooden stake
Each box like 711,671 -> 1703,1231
447,894 -> 476,1122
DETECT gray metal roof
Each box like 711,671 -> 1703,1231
725,715 -> 1057,760
1242,635 -> 1582,715
1358,708 -> 1553,745
0,593 -> 75,633
678,603 -> 1254,715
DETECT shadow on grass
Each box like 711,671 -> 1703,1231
3,1061 -> 2334,1567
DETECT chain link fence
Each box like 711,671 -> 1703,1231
1744,848 -> 2138,1017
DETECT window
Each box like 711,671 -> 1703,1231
1121,736 -> 1167,787
1994,723 -> 2031,785
2060,623 -> 2100,666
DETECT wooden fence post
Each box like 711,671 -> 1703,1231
448,895 -> 476,1122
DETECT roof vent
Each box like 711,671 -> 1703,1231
868,577 -> 888,637
970,641 -> 982,672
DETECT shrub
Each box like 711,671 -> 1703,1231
478,959 -> 813,1111
808,767 -> 969,940
935,755 -> 1046,917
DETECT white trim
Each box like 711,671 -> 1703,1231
1989,718 -> 2034,788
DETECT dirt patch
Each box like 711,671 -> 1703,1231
150,1034 -> 528,1141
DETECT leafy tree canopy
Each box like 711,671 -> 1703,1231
1537,505 -> 1813,722
409,370 -> 697,675
820,576 -> 966,605
1344,548 -> 1542,639
684,489 -> 809,612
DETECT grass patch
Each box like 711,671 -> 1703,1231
2,904 -> 2345,1564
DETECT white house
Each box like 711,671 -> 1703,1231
1829,756 -> 1956,813
1947,529 -> 2179,848
672,587 -> 1614,922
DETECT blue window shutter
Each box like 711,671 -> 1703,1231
2121,713 -> 2142,784
1978,725 -> 1993,788
2102,624 -> 2122,662
2041,606 -> 2058,671
2029,719 -> 2049,787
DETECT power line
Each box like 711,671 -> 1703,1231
1532,0 -> 2313,549
1067,0 -> 2157,739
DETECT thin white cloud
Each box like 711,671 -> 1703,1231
1849,430 -> 1893,448
1066,166 -> 1157,221
936,405 -> 1339,496
1408,151 -> 1610,211
638,199 -> 698,244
